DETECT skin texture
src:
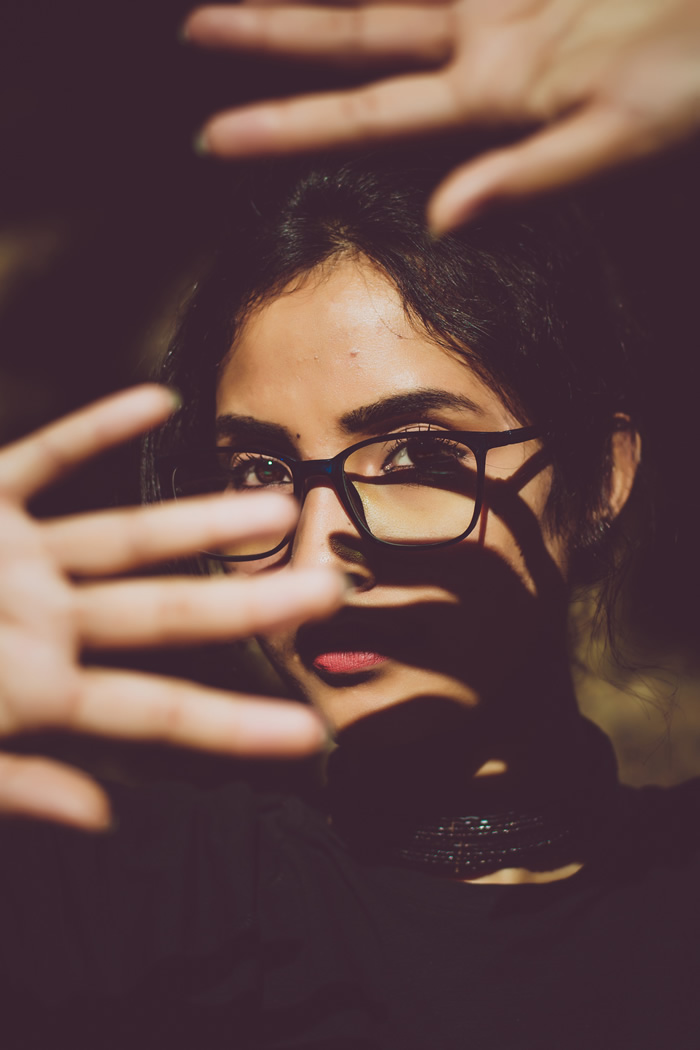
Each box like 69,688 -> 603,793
184,0 -> 700,231
0,385 -> 343,829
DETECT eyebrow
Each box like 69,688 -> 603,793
215,414 -> 296,451
338,389 -> 484,434
215,390 -> 485,448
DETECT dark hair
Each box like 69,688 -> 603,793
143,146 -> 639,592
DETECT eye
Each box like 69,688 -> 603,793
381,434 -> 472,475
227,453 -> 293,490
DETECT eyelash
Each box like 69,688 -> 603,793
381,431 -> 469,464
223,423 -> 466,472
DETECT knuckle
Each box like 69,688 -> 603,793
71,585 -> 99,636
0,753 -> 26,796
450,36 -> 542,119
351,8 -> 373,55
32,433 -> 69,477
339,85 -> 388,137
121,513 -> 160,565
236,577 -> 277,626
334,7 -> 361,47
53,673 -> 86,728
155,693 -> 186,739
9,665 -> 85,732
219,581 -> 253,631
157,590 -> 191,628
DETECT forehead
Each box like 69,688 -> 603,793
216,257 -> 513,439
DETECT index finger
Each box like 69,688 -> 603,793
199,69 -> 465,156
73,668 -> 329,757
242,0 -> 454,7
0,385 -> 179,503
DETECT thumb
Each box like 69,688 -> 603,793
0,753 -> 112,830
427,104 -> 642,233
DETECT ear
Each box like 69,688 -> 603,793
606,415 -> 641,520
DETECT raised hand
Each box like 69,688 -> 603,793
0,386 -> 342,829
184,0 -> 700,231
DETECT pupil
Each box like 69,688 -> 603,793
257,459 -> 280,482
407,438 -> 457,468
411,439 -> 436,459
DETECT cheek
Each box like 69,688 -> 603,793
479,516 -> 529,581
479,468 -> 568,595
258,633 -> 307,689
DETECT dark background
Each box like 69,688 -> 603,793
1,0 -> 700,783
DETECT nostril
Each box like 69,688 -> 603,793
345,569 -> 370,593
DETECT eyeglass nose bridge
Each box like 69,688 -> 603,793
292,456 -> 345,501
290,455 -> 370,541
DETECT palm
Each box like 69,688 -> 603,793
0,386 -> 341,828
0,499 -> 80,737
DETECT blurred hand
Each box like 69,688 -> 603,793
0,385 -> 342,829
185,0 -> 700,231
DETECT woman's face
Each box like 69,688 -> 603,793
216,257 -> 568,736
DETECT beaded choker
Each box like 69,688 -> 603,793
326,718 -> 619,878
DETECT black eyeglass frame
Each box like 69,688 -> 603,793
161,425 -> 542,561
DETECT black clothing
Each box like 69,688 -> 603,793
1,777 -> 699,1049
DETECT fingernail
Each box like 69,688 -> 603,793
428,196 -> 490,237
167,386 -> 183,411
193,130 -> 211,156
177,21 -> 191,44
61,798 -> 113,833
98,812 -> 120,835
426,225 -> 446,242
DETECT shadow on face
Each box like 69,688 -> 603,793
214,257 -> 624,760
262,447 -> 574,763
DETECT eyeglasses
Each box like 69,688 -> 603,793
163,426 -> 541,561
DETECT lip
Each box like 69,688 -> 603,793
297,609 -> 406,678
313,651 -> 389,674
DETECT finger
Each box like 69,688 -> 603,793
427,103 -> 650,233
0,753 -> 111,830
184,4 -> 453,65
199,70 -> 463,155
0,385 -> 179,503
43,492 -> 299,576
70,669 -> 329,756
74,569 -> 344,648
243,0 -> 454,8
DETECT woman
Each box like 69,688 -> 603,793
0,151 -> 695,1049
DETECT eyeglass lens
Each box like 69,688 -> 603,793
343,433 -> 479,544
170,433 -> 481,560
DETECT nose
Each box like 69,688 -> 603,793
289,480 -> 375,592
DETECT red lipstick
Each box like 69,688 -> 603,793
312,651 -> 388,674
